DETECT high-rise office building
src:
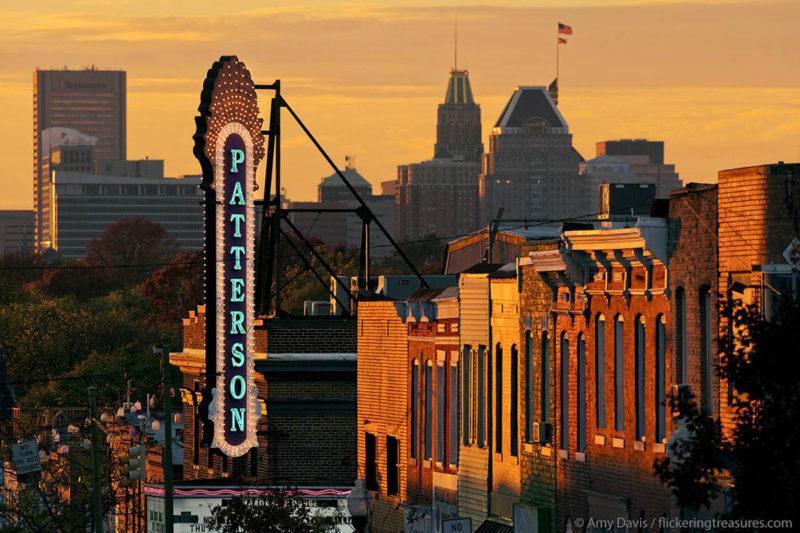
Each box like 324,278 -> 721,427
396,69 -> 482,240
479,86 -> 584,223
33,68 -> 126,249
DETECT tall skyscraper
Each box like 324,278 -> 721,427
434,70 -> 483,163
479,86 -> 584,224
397,69 -> 482,240
33,68 -> 126,249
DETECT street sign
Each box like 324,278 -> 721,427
442,518 -> 472,532
11,440 -> 41,475
783,237 -> 800,271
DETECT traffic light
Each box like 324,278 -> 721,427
119,445 -> 144,488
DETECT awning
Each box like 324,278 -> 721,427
475,519 -> 514,533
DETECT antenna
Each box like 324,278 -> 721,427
454,20 -> 458,71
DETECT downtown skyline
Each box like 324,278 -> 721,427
1,0 -> 798,210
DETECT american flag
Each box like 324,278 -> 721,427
558,22 -> 573,35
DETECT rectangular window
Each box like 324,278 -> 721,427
425,362 -> 433,460
700,288 -> 712,416
365,432 -> 378,491
525,333 -> 533,442
387,436 -> 399,495
495,344 -> 503,452
595,316 -> 606,429
577,335 -> 586,452
656,316 -> 666,443
560,333 -> 569,450
635,317 -> 646,441
437,362 -> 445,463
542,332 -> 551,424
511,345 -> 518,457
449,364 -> 459,466
411,360 -> 418,459
462,346 -> 471,446
615,317 -> 625,432
477,345 -> 486,448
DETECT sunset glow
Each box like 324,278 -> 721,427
1,0 -> 798,209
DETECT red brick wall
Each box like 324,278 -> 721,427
554,289 -> 672,530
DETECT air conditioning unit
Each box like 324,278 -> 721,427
532,422 -> 552,444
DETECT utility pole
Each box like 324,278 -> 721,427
162,334 -> 174,533
89,386 -> 103,533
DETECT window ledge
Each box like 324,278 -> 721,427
575,452 -> 586,462
522,442 -> 534,454
558,449 -> 569,460
612,437 -> 625,449
541,446 -> 553,457
594,434 -> 606,446
422,460 -> 432,468
634,440 -> 645,452
653,442 -> 666,454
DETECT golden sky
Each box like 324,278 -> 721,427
1,0 -> 798,209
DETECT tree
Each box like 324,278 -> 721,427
654,298 -> 800,522
85,217 -> 178,288
141,249 -> 204,323
204,487 -> 342,533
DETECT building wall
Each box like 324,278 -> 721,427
457,273 -> 492,529
357,300 -> 410,532
176,309 -> 357,488
488,277 -> 522,521
668,185 -> 720,421
0,210 -> 34,255
518,241 -> 560,531
553,287 -> 672,531
51,172 -> 203,257
397,160 -> 480,241
717,163 -> 800,434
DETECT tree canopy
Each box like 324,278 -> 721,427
654,298 -> 800,522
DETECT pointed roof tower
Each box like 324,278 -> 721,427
444,70 -> 475,105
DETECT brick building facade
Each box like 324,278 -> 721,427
172,308 -> 357,487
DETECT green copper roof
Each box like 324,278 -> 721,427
444,70 -> 475,104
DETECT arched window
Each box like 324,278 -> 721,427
675,287 -> 687,384
411,359 -> 419,458
577,334 -> 586,453
511,344 -> 519,457
595,315 -> 606,429
495,343 -> 503,451
700,286 -> 712,416
525,333 -> 533,442
425,360 -> 433,460
560,331 -> 569,451
542,332 -> 551,424
656,315 -> 666,443
635,315 -> 646,441
615,315 -> 625,432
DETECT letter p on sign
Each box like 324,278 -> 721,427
230,149 -> 245,172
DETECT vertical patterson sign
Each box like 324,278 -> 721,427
194,56 -> 264,457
